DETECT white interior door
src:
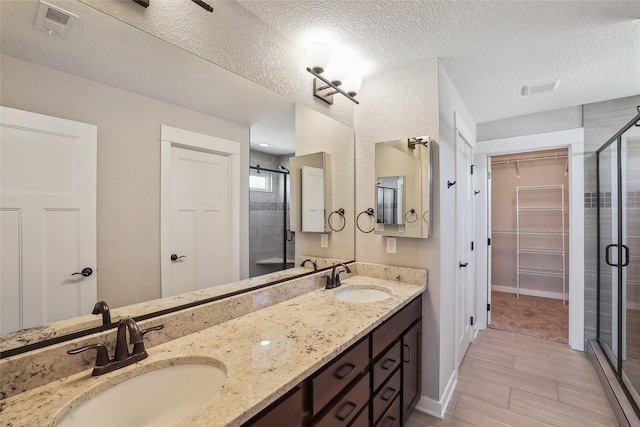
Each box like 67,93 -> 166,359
0,106 -> 97,333
160,126 -> 240,298
455,123 -> 475,368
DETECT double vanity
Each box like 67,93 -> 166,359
0,264 -> 426,427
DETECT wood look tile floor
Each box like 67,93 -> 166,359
406,328 -> 619,427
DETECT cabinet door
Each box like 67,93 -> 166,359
402,320 -> 421,424
248,386 -> 306,427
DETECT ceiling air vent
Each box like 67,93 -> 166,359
521,79 -> 560,96
35,1 -> 78,38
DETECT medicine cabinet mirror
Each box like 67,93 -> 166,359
374,138 -> 433,238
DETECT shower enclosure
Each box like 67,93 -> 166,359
597,107 -> 640,416
249,165 -> 294,278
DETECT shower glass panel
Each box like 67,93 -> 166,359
249,166 -> 293,278
597,107 -> 640,416
598,142 -> 617,366
623,131 -> 640,395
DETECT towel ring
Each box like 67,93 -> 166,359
423,211 -> 429,223
356,208 -> 376,233
404,209 -> 418,223
328,208 -> 346,232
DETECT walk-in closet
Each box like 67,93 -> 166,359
490,148 -> 570,342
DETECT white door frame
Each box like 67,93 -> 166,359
160,125 -> 240,295
475,128 -> 585,351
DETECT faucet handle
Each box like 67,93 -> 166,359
132,324 -> 164,355
68,343 -> 109,367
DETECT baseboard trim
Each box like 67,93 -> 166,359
415,369 -> 457,419
492,285 -> 567,301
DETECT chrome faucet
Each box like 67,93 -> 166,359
91,300 -> 111,326
300,258 -> 318,271
68,318 -> 164,376
325,263 -> 351,289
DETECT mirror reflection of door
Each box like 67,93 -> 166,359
160,125 -> 240,298
0,107 -> 97,333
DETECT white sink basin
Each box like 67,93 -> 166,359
56,362 -> 226,427
334,287 -> 391,303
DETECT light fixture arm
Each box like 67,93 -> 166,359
307,67 -> 359,105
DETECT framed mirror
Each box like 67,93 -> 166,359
0,0 -> 355,355
374,138 -> 433,238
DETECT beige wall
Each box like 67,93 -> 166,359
1,54 -> 250,308
354,58 -> 477,407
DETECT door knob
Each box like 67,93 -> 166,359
170,254 -> 186,261
71,267 -> 93,277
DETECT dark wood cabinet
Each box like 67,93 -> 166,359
242,294 -> 423,427
402,320 -> 421,424
248,385 -> 306,427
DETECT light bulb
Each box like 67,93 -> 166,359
307,41 -> 331,74
324,55 -> 347,86
342,69 -> 363,97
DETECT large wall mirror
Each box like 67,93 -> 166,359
0,0 -> 355,354
374,138 -> 433,239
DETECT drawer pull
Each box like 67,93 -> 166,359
381,387 -> 396,401
381,358 -> 396,370
403,344 -> 411,363
334,362 -> 356,379
382,416 -> 397,427
335,401 -> 357,421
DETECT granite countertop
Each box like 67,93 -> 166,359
0,275 -> 426,427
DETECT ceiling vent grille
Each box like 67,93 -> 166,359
521,79 -> 560,96
35,1 -> 78,38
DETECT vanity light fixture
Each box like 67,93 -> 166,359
408,136 -> 434,150
306,42 -> 361,105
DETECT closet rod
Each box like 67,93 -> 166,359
492,152 -> 567,165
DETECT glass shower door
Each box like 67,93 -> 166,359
598,139 -> 618,368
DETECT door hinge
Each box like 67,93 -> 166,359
471,164 -> 474,175
470,316 -> 474,326
488,238 -> 491,246
487,170 -> 491,179
471,241 -> 474,251
487,303 -> 491,311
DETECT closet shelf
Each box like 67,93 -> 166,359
516,184 -> 566,305
517,248 -> 564,255
519,267 -> 565,278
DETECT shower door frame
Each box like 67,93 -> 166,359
249,165 -> 291,274
596,107 -> 640,417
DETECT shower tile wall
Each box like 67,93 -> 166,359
249,150 -> 294,277
583,95 -> 640,346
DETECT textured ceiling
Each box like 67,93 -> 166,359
239,0 -> 640,123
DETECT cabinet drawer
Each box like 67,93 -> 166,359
372,295 -> 421,358
312,337 -> 369,414
373,341 -> 401,392
375,395 -> 400,427
372,368 -> 401,424
315,372 -> 370,427
349,404 -> 369,427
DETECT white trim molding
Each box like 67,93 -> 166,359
476,127 -> 585,351
415,369 -> 458,419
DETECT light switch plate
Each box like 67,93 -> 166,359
386,237 -> 397,254
321,234 -> 328,248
